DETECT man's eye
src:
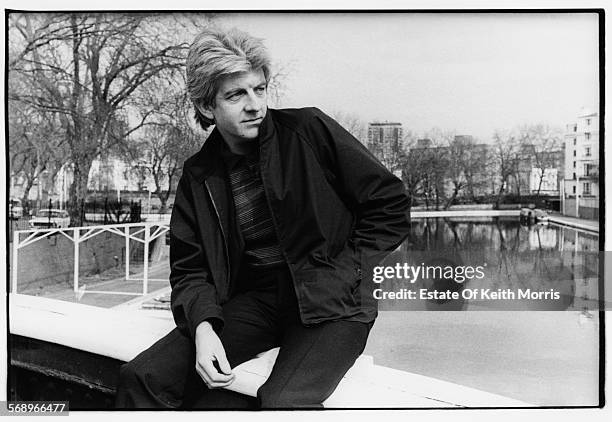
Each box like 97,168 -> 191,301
255,87 -> 266,94
227,92 -> 242,101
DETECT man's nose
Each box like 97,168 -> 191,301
244,90 -> 262,111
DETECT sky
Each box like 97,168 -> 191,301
218,12 -> 600,141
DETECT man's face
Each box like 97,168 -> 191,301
200,68 -> 268,149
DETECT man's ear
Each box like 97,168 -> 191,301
195,102 -> 214,121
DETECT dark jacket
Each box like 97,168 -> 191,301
169,107 -> 411,339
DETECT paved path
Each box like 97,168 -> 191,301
548,214 -> 599,233
39,261 -> 170,308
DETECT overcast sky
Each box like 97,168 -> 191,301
218,12 -> 599,141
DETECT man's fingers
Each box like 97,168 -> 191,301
214,351 -> 233,376
196,363 -> 234,389
195,364 -> 212,386
199,358 -> 234,383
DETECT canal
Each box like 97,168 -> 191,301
364,217 -> 600,406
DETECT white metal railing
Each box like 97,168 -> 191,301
11,222 -> 169,297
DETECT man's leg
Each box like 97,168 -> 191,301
256,319 -> 371,408
255,269 -> 373,408
115,284 -> 280,409
114,327 -> 193,408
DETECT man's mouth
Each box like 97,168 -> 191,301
243,117 -> 263,123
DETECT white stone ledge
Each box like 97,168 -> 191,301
9,293 -> 531,408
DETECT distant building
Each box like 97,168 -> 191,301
509,144 -> 564,197
415,138 -> 432,149
9,164 -> 71,207
562,109 -> 599,219
367,122 -> 403,169
453,135 -> 474,144
9,154 -> 164,210
529,168 -> 559,194
88,156 -> 156,195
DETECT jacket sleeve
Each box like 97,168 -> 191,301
169,173 -> 224,339
301,108 -> 411,277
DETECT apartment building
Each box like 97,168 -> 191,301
562,109 -> 599,219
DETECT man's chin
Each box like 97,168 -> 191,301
241,129 -> 260,139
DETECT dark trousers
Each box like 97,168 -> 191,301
115,269 -> 371,409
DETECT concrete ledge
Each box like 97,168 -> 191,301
9,293 -> 175,363
9,293 -> 531,408
411,210 -> 520,218
548,216 -> 599,233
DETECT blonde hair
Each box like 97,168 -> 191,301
186,27 -> 272,130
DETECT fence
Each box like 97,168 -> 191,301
10,198 -> 142,223
8,198 -> 160,243
11,222 -> 169,297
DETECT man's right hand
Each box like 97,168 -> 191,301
194,321 -> 235,389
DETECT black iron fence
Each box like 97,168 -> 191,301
10,198 -> 142,223
8,198 -> 144,243
80,198 -> 142,224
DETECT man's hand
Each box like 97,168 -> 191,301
194,321 -> 235,389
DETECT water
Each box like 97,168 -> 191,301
376,217 -> 599,311
363,217 -> 600,406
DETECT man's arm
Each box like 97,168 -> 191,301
169,174 -> 224,339
194,321 -> 235,388
169,174 -> 234,386
300,108 -> 411,276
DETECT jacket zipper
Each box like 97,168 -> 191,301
204,180 -> 231,297
258,155 -> 306,320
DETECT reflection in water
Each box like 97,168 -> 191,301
378,217 -> 599,313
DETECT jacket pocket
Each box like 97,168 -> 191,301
295,265 -> 362,321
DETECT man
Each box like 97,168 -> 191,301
115,26 -> 410,409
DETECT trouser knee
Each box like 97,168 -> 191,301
115,361 -> 181,408
115,362 -> 139,407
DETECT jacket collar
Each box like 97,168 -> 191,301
185,108 -> 276,183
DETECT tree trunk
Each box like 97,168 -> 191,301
495,181 -> 505,208
158,194 -> 168,214
160,171 -> 178,214
20,178 -> 35,216
68,160 -> 93,226
536,171 -> 544,197
154,184 -> 167,214
465,174 -> 475,201
444,185 -> 459,210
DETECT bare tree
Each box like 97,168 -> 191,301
462,141 -> 492,201
126,77 -> 204,213
331,111 -> 366,144
419,129 -> 454,210
422,145 -> 449,210
517,124 -> 563,197
492,130 -> 520,207
8,13 -> 197,225
441,135 -> 493,209
379,143 -> 404,174
267,61 -> 294,108
400,135 -> 431,208
443,136 -> 468,210
9,95 -> 66,212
